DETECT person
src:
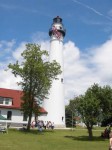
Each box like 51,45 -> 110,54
101,128 -> 108,138
109,132 -> 112,150
31,120 -> 35,128
48,121 -> 52,129
44,121 -> 47,129
38,120 -> 43,132
51,122 -> 54,130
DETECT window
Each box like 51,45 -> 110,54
0,97 -> 12,106
61,78 -> 63,83
7,111 -> 12,120
0,97 -> 4,104
5,98 -> 10,105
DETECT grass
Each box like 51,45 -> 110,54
0,127 -> 109,150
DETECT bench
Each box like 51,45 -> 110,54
0,126 -> 7,133
0,124 -> 10,133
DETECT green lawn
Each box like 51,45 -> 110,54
0,128 -> 109,150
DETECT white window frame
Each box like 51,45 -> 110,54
0,97 -> 12,106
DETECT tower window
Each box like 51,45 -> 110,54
62,116 -> 64,121
61,78 -> 63,83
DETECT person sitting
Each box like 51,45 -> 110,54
109,132 -> 112,150
51,122 -> 54,130
31,120 -> 35,128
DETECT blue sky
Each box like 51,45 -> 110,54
0,0 -> 112,104
0,0 -> 112,48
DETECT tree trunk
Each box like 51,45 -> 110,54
27,98 -> 33,131
87,126 -> 93,140
26,89 -> 34,131
27,112 -> 32,131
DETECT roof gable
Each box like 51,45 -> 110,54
0,88 -> 47,113
0,88 -> 23,109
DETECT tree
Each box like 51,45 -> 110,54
99,85 -> 112,121
99,85 -> 112,126
68,84 -> 112,140
8,43 -> 62,130
65,104 -> 76,128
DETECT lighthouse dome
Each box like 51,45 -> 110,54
49,16 -> 66,37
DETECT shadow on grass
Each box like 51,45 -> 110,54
64,135 -> 107,141
10,128 -> 55,135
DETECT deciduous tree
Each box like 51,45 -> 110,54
68,84 -> 112,140
8,43 -> 61,130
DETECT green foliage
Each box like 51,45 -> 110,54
8,43 -> 62,130
80,84 -> 101,127
67,83 -> 112,139
65,105 -> 76,127
99,85 -> 112,119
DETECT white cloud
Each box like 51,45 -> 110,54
12,42 -> 26,61
0,38 -> 112,105
0,70 -> 21,90
0,41 -> 25,91
39,41 -> 50,52
0,40 -> 15,59
31,32 -> 48,43
91,39 -> 112,82
0,40 -> 15,50
64,39 -> 112,104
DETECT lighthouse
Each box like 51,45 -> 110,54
43,16 -> 66,127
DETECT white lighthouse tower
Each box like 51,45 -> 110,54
43,16 -> 66,127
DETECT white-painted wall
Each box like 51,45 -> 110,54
0,108 -> 35,124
